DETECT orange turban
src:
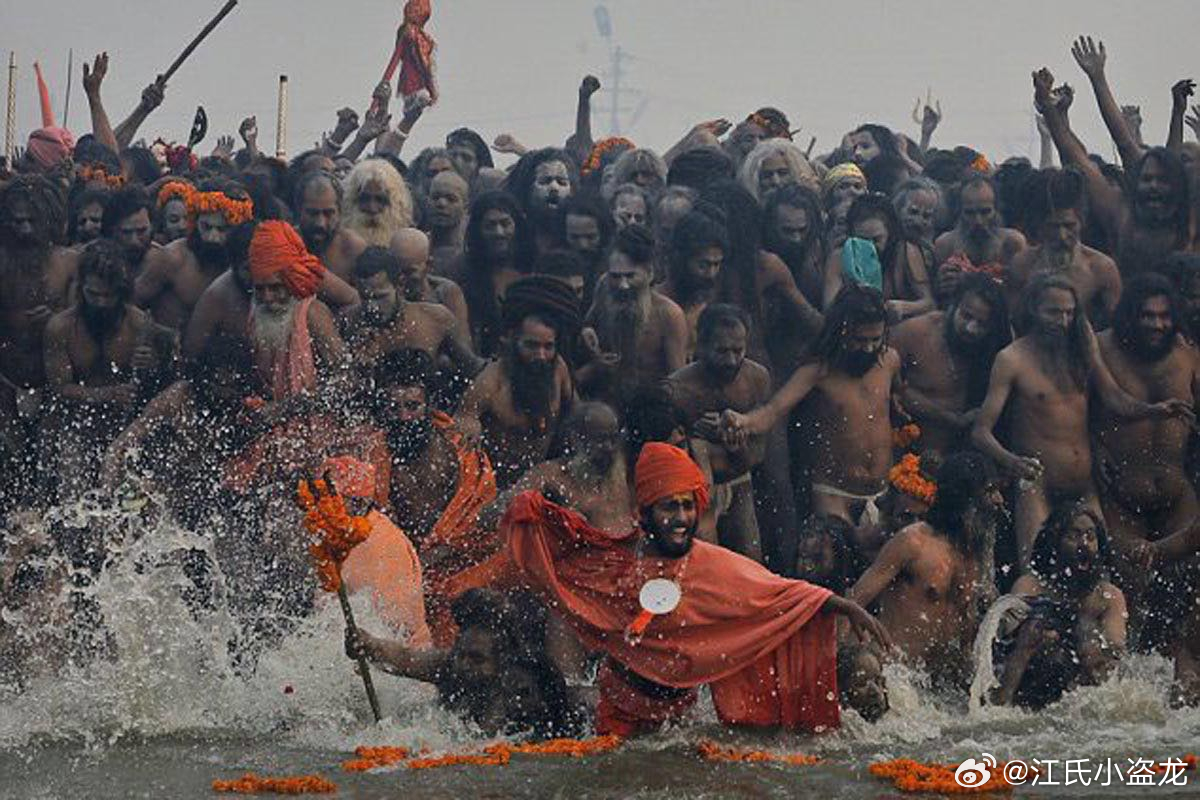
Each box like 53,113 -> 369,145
248,221 -> 325,299
319,456 -> 378,500
634,442 -> 709,514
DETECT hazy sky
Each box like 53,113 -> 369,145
4,0 -> 1199,168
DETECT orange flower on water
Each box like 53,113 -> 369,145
296,479 -> 372,593
869,759 -> 1018,794
211,773 -> 336,794
406,749 -> 511,770
341,737 -> 621,772
341,745 -> 411,772
888,453 -> 937,505
696,740 -> 820,766
892,423 -> 921,449
506,736 -> 622,757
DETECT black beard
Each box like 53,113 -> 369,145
1134,195 -> 1178,228
769,240 -> 809,272
835,349 -> 880,377
81,302 -> 125,339
642,514 -> 697,559
189,231 -> 229,270
388,418 -> 434,464
703,360 -> 741,386
300,226 -> 330,256
680,271 -> 717,298
124,241 -> 151,266
508,355 -> 556,420
1125,329 -> 1176,362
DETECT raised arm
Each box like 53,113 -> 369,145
1035,113 -> 1056,169
662,119 -> 732,166
1167,79 -> 1196,152
564,75 -> 601,167
1071,36 -> 1144,171
113,79 -> 166,150
82,53 -> 120,155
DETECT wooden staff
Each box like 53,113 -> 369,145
161,0 -> 239,84
337,573 -> 382,722
4,53 -> 15,167
62,49 -> 72,128
275,75 -> 288,158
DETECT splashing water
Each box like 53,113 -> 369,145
2,499 -> 1197,797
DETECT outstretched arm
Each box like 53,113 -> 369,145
82,53 -> 120,155
722,361 -> 823,439
1071,35 -> 1144,171
565,75 -> 600,167
848,530 -> 916,608
346,626 -> 444,681
1168,79 -> 1196,152
113,80 -> 166,150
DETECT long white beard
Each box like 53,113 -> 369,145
252,299 -> 298,354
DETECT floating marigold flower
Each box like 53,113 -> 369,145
211,773 -> 336,794
892,423 -> 921,449
696,740 -> 820,766
869,758 -> 1020,794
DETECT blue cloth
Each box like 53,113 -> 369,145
841,237 -> 882,292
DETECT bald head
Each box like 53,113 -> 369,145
390,227 -> 433,300
564,401 -> 621,472
428,171 -> 469,232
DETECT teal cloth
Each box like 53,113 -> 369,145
841,237 -> 883,292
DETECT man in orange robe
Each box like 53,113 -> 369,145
504,443 -> 891,736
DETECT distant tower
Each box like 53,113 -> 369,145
593,4 -> 645,137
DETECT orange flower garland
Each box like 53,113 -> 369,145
341,746 -> 411,772
342,736 -> 622,772
211,773 -> 336,795
408,748 -> 511,769
77,163 -> 126,189
696,741 -> 820,766
888,453 -> 937,505
892,423 -> 921,449
581,137 -> 635,176
296,479 -> 372,592
507,735 -> 622,757
869,759 -> 1018,794
157,179 -> 254,225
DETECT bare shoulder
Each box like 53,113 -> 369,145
880,345 -> 902,372
666,361 -> 703,385
1094,579 -> 1125,607
307,298 -> 337,327
44,306 -> 76,337
652,290 -> 686,322
885,521 -> 931,557
892,310 -> 940,342
744,358 -> 772,390
933,231 -> 956,259
1002,227 -> 1028,253
336,228 -> 368,257
756,249 -> 790,281
1082,244 -> 1118,273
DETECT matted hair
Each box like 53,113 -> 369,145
812,283 -> 887,365
342,157 -> 414,245
737,139 -> 819,202
602,148 -> 667,200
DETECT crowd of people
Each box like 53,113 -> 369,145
3,29 -> 1200,739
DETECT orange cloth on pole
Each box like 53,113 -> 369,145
248,296 -> 317,401
504,491 -> 840,734
341,509 -> 432,648
633,442 -> 710,514
248,221 -> 325,299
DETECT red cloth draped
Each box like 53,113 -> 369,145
503,491 -> 840,734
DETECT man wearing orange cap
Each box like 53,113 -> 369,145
246,220 -> 346,402
504,442 -> 890,737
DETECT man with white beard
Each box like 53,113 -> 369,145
341,159 -> 415,248
580,224 -> 687,409
246,221 -> 346,403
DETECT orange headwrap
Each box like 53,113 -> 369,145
248,221 -> 325,299
634,442 -> 710,514
319,456 -> 379,500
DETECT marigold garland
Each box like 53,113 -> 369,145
581,136 -> 635,176
696,740 -> 820,766
341,746 -> 411,772
156,179 -> 254,225
892,423 -> 921,449
407,749 -> 511,770
888,453 -> 937,505
342,736 -> 622,772
296,479 -> 372,592
869,759 -> 1017,794
77,163 -> 126,189
211,773 -> 336,794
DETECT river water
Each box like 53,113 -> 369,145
2,502 -> 1197,799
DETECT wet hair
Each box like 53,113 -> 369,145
78,238 -> 133,302
764,183 -> 827,266
737,139 -> 818,202
612,222 -> 655,266
1129,147 -> 1191,237
284,148 -> 330,206
67,187 -> 111,243
925,452 -> 995,535
1,174 -> 66,245
696,302 -> 750,346
862,153 -> 910,197
851,123 -> 900,161
993,159 -> 1035,229
1020,167 -> 1088,240
464,191 -> 536,354
535,249 -> 586,283
1029,501 -> 1109,588
846,192 -> 903,269
1111,272 -> 1180,351
667,146 -> 734,191
354,245 -> 401,283
797,513 -> 857,590
812,283 -> 887,365
1017,273 -> 1091,387
698,180 -> 765,325
604,148 -> 667,198
374,348 -> 435,394
504,148 -> 579,212
949,273 -> 1012,405
668,210 -> 728,289
100,184 -> 153,238
559,191 -> 614,251
120,146 -> 162,185
445,127 -> 494,170
293,169 -> 342,213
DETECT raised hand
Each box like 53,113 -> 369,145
1172,79 -> 1196,111
212,134 -> 235,160
912,91 -> 942,137
491,132 -> 524,155
1032,68 -> 1057,112
1187,104 -> 1200,141
1071,35 -> 1107,81
1035,111 -> 1050,138
238,116 -> 258,145
334,107 -> 360,141
82,52 -> 109,97
1053,83 -> 1075,114
580,74 -> 601,98
357,108 -> 392,142
141,79 -> 166,111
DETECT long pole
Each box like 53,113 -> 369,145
62,49 -> 72,128
161,0 -> 239,84
275,75 -> 288,158
337,575 -> 382,722
4,53 -> 15,167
